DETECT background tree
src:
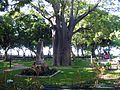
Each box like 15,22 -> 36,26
72,8 -> 120,57
13,11 -> 52,64
0,14 -> 18,61
72,32 -> 87,57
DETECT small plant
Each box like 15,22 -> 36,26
92,60 -> 106,87
14,77 -> 43,89
105,62 -> 111,70
25,78 -> 33,87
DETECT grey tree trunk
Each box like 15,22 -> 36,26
53,28 -> 71,66
36,39 -> 44,65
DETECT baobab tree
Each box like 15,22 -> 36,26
31,0 -> 101,66
2,0 -> 101,66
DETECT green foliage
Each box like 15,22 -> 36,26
72,8 -> 120,53
0,61 -> 11,69
0,14 -> 18,51
12,12 -> 52,52
105,62 -> 111,67
111,39 -> 120,46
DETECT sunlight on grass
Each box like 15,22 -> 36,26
107,73 -> 120,78
0,58 -> 110,87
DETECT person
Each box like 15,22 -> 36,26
101,53 -> 104,60
104,52 -> 110,59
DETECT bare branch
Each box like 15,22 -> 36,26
73,27 -> 89,35
70,0 -> 74,19
74,1 -> 100,26
30,3 -> 54,27
75,1 -> 80,18
68,0 -> 75,36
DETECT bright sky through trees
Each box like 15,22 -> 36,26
104,0 -> 120,15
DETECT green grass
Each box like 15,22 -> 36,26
0,58 -> 97,87
0,58 -> 120,89
0,61 -> 14,70
14,60 -> 34,67
13,58 -> 53,67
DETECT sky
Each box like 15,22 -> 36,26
104,0 -> 120,15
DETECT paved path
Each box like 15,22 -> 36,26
109,69 -> 120,74
2,64 -> 29,72
11,63 -> 29,70
99,69 -> 120,84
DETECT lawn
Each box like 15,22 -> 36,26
0,58 -> 119,89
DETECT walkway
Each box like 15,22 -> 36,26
3,64 -> 29,72
11,63 -> 29,70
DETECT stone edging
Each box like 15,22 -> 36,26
15,70 -> 60,78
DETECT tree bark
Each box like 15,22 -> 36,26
36,39 -> 44,65
53,28 -> 71,66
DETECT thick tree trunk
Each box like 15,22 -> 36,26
53,29 -> 71,66
36,39 -> 44,65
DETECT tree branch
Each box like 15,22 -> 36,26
29,48 -> 37,55
30,3 -> 54,27
68,0 -> 75,36
73,27 -> 89,35
70,0 -> 74,19
74,1 -> 100,26
75,1 -> 80,18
